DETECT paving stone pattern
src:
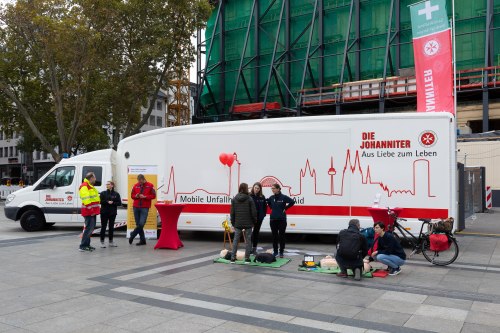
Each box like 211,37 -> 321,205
1,206 -> 500,332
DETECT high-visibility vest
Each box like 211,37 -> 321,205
79,179 -> 101,216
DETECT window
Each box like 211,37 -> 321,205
15,147 -> 18,156
156,101 -> 162,110
36,151 -> 41,160
4,147 -> 8,156
36,166 -> 75,190
9,147 -> 13,157
43,152 -> 48,159
0,132 -> 3,140
149,115 -> 155,126
156,116 -> 162,127
0,149 -> 3,158
82,166 -> 103,187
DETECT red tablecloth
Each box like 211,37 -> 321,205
154,203 -> 185,250
367,207 -> 403,232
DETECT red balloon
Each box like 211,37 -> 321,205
226,153 -> 235,167
219,153 -> 228,165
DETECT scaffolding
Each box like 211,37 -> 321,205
167,67 -> 191,127
196,0 -> 500,131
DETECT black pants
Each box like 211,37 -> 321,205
100,213 -> 116,242
252,219 -> 264,248
335,253 -> 363,273
270,219 -> 287,254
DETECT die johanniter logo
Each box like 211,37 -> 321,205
424,39 -> 440,56
419,131 -> 437,148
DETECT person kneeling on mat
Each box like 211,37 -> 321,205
371,221 -> 406,276
335,219 -> 368,281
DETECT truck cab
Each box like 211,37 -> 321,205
4,150 -> 115,231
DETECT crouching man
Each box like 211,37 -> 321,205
335,219 -> 368,281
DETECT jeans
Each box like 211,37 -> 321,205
80,215 -> 96,249
270,219 -> 287,254
375,254 -> 405,269
131,207 -> 149,243
231,227 -> 253,260
100,213 -> 116,242
251,219 -> 264,248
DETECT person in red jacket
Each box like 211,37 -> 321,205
129,174 -> 156,246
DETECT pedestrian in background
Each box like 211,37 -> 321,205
267,183 -> 294,258
230,183 -> 257,263
129,174 -> 156,246
79,172 -> 100,252
99,181 -> 122,248
250,182 -> 267,254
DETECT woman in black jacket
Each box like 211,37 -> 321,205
372,221 -> 406,275
230,183 -> 257,263
267,183 -> 294,258
250,182 -> 267,254
99,181 -> 122,247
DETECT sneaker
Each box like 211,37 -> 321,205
136,242 -> 146,246
88,246 -> 96,251
279,253 -> 284,258
337,271 -> 348,278
128,237 -> 133,245
389,267 -> 401,276
78,247 -> 88,252
100,242 -> 106,248
109,242 -> 117,247
354,268 -> 361,281
230,258 -> 236,264
273,252 -> 278,257
245,258 -> 252,264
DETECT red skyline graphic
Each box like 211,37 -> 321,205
161,149 -> 435,201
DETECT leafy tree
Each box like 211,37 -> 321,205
0,0 -> 211,160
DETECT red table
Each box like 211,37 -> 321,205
154,203 -> 185,250
367,207 -> 403,232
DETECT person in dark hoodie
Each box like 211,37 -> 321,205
250,182 -> 267,254
372,221 -> 406,276
230,183 -> 257,263
267,183 -> 295,258
335,219 -> 368,281
99,181 -> 122,248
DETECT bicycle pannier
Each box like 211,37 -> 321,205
430,217 -> 454,233
429,234 -> 450,251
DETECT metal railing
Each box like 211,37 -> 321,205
299,66 -> 500,107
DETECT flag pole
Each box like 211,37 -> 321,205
452,0 -> 457,116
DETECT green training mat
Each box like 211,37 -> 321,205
298,266 -> 374,278
214,256 -> 291,268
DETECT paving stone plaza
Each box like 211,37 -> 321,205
1,204 -> 500,333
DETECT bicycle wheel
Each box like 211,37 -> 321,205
421,234 -> 459,266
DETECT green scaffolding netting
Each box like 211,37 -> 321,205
200,0 -> 500,118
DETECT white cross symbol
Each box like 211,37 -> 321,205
418,1 -> 439,20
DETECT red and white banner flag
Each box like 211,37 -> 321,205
410,0 -> 454,115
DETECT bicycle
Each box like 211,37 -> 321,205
386,208 -> 459,266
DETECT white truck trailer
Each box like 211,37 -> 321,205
5,112 -> 456,232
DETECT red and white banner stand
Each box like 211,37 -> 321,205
410,0 -> 454,115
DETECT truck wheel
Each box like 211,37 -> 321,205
20,210 -> 45,232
